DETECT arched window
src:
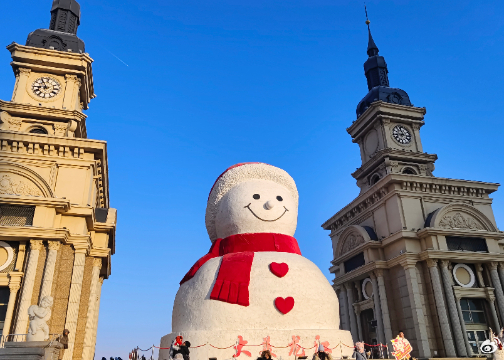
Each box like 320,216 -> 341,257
29,127 -> 48,135
370,174 -> 380,185
402,167 -> 417,175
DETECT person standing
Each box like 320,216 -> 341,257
313,343 -> 333,360
56,329 -> 69,360
353,342 -> 367,360
391,331 -> 412,360
257,350 -> 272,359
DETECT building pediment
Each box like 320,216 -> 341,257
0,162 -> 53,198
425,203 -> 497,232
336,225 -> 378,257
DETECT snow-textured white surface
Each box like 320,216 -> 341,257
159,164 -> 353,359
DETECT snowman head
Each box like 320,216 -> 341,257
206,163 -> 298,241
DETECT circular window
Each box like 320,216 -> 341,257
362,278 -> 373,299
0,242 -> 14,271
452,263 -> 475,288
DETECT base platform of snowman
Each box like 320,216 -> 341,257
159,163 -> 353,360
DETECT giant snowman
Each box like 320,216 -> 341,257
160,163 -> 353,359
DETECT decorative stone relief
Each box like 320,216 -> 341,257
27,296 -> 53,341
0,112 -> 21,131
439,212 -> 485,230
54,122 -> 68,136
0,174 -> 42,196
340,233 -> 365,256
7,118 -> 22,131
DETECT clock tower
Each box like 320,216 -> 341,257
349,25 -> 437,194
0,1 -> 116,360
323,20 -> 504,360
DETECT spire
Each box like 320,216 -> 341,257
355,6 -> 412,118
25,0 -> 85,53
365,5 -> 379,57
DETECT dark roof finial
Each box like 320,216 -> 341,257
356,5 -> 413,117
25,0 -> 85,53
365,4 -> 379,57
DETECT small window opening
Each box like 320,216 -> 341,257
402,167 -> 417,175
370,174 -> 381,185
29,127 -> 48,135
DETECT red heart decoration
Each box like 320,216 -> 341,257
275,297 -> 294,314
270,262 -> 289,278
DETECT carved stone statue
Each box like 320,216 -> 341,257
27,296 -> 53,341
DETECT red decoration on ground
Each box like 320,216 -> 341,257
275,297 -> 294,314
269,262 -> 289,278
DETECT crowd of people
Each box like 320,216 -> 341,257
161,331 -> 411,360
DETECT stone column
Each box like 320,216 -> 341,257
401,261 -> 431,358
439,260 -> 467,357
498,263 -> 504,289
14,240 -> 43,336
355,307 -> 363,341
90,277 -> 104,358
488,296 -> 501,332
488,262 -> 504,325
337,286 -> 350,331
63,75 -> 82,111
81,258 -> 102,360
12,68 -> 31,103
454,294 -> 473,355
344,282 -> 358,341
426,259 -> 456,357
369,273 -> 385,347
2,273 -> 23,338
62,245 -> 88,360
39,241 -> 61,299
375,269 -> 393,357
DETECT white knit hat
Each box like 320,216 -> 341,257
205,163 -> 298,241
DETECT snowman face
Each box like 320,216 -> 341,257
214,179 -> 298,239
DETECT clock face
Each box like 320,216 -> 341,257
31,77 -> 61,99
392,125 -> 412,145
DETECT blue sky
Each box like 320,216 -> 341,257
1,0 -> 504,358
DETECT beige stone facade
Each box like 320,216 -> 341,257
0,37 -> 116,360
323,101 -> 504,358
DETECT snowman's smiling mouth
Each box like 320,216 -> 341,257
244,203 -> 289,222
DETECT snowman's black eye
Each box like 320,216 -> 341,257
276,196 -> 283,201
253,194 -> 260,200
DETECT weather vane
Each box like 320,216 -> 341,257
365,3 -> 371,27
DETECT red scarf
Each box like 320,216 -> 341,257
180,233 -> 301,307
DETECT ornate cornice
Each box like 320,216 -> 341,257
0,100 -> 86,123
322,173 -> 500,233
0,194 -> 70,210
89,248 -> 110,258
418,250 -> 504,263
351,149 -> 437,180
453,286 -> 495,301
0,227 -> 69,241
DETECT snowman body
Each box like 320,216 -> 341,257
172,252 -> 339,331
159,164 -> 353,359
